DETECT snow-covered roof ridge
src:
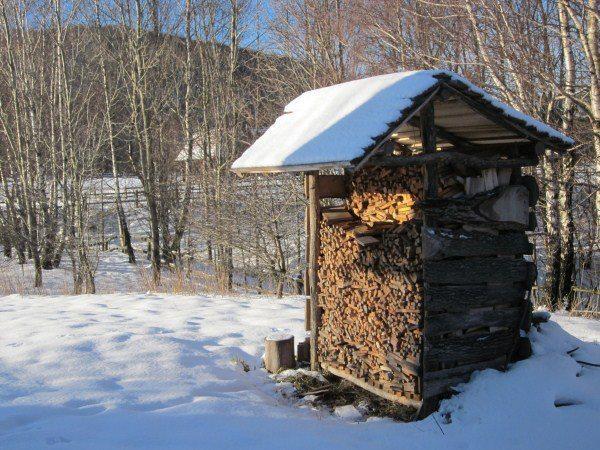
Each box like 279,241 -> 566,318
232,70 -> 573,173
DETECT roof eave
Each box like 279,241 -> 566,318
231,160 -> 353,175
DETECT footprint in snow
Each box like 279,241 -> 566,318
113,332 -> 133,343
45,436 -> 71,445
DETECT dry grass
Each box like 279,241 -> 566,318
138,264 -> 234,295
276,371 -> 417,422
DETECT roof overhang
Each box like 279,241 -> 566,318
232,72 -> 573,175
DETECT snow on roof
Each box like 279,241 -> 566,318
231,70 -> 573,173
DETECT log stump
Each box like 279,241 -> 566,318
264,333 -> 295,373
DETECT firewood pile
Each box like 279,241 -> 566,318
349,166 -> 463,225
315,164 -> 534,403
317,167 -> 432,399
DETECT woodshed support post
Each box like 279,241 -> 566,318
307,171 -> 321,371
418,99 -> 439,417
304,176 -> 311,331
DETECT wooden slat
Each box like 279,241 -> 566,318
425,356 -> 506,381
426,284 -> 525,313
424,258 -> 531,284
422,228 -> 532,260
425,307 -> 521,336
422,356 -> 506,397
424,329 -> 515,368
322,210 -> 354,224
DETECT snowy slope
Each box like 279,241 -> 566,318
231,70 -> 574,171
0,294 -> 598,450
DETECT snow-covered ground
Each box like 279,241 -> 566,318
1,293 -> 599,449
0,251 -> 143,295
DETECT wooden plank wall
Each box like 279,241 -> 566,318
420,173 -> 537,398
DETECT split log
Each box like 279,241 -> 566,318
264,334 -> 295,373
420,185 -> 529,229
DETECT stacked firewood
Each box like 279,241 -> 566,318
349,166 -> 463,225
317,167 -> 432,398
318,220 -> 423,397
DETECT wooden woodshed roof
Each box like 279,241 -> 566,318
231,70 -> 573,174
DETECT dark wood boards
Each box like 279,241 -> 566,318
422,356 -> 506,397
318,174 -> 347,199
425,356 -> 506,381
424,329 -> 515,368
424,257 -> 532,284
426,284 -> 525,313
422,228 -> 532,260
355,235 -> 380,246
425,307 -> 521,335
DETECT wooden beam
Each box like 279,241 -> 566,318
420,101 -> 438,201
353,86 -> 441,172
419,97 -> 437,408
307,172 -> 320,371
369,151 -> 538,169
321,363 -> 422,408
232,161 -> 351,175
407,117 -> 476,150
303,176 -> 310,298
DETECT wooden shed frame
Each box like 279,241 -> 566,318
233,73 -> 572,415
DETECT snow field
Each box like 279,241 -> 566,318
0,294 -> 598,449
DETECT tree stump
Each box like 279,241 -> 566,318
264,333 -> 295,373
